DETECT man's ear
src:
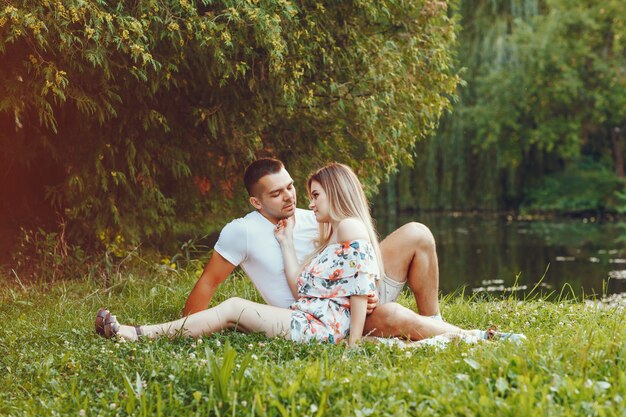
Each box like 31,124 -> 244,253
249,196 -> 262,210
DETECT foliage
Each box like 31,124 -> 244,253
10,225 -> 89,282
522,159 -> 626,214
473,0 -> 626,161
387,0 -> 626,212
0,0 -> 459,250
383,0 -> 543,212
1,267 -> 625,416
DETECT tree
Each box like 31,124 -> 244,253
474,0 -> 626,167
0,0 -> 459,252
472,0 -> 626,212
393,0 -> 626,213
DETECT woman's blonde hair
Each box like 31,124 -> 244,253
305,163 -> 384,278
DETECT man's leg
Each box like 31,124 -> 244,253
379,222 -> 440,316
363,303 -> 459,340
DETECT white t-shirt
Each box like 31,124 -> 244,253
214,208 -> 319,308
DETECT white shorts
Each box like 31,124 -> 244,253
377,275 -> 406,304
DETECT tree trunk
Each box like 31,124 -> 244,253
611,127 -> 625,179
385,174 -> 398,236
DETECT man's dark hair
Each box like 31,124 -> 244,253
243,158 -> 284,196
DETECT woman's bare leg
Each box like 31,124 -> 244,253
115,297 -> 293,341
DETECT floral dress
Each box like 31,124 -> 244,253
290,239 -> 380,344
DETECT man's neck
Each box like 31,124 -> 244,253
257,209 -> 283,225
256,209 -> 297,225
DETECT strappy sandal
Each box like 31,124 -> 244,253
95,307 -> 108,336
95,307 -> 143,340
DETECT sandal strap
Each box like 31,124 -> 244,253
95,308 -> 110,336
96,308 -> 141,340
103,313 -> 120,338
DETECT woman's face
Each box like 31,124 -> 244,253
308,180 -> 330,223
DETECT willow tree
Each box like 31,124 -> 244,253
0,0 -> 458,252
473,0 -> 626,213
386,0 -> 541,213
394,0 -> 626,213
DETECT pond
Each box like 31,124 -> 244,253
373,212 -> 626,300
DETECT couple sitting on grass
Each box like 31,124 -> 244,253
96,159 -> 525,345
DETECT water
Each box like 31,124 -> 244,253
373,212 -> 626,299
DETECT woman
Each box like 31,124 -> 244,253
96,163 -> 525,345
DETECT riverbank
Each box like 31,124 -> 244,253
1,264 -> 624,416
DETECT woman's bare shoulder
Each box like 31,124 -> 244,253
336,217 -> 369,242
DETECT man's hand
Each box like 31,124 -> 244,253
366,292 -> 379,315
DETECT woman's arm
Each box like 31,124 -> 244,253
337,217 -> 374,345
274,217 -> 300,298
349,295 -> 368,346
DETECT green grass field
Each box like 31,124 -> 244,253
1,262 -> 624,416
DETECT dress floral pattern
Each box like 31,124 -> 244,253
290,239 -> 379,344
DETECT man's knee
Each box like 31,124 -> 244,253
369,303 -> 404,325
366,302 -> 414,337
402,222 -> 436,251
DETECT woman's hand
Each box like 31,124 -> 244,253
274,216 -> 295,246
274,216 -> 300,299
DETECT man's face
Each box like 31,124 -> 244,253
250,168 -> 297,223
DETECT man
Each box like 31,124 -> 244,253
183,158 -> 445,338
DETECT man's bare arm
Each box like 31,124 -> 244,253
183,252 -> 236,316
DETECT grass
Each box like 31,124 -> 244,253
0,260 -> 625,417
